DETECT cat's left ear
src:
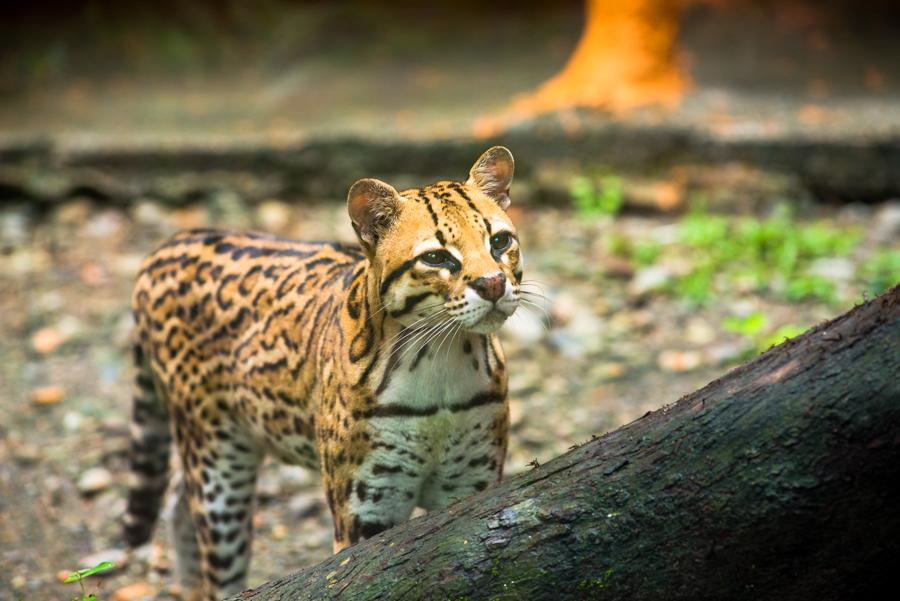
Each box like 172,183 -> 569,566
467,146 -> 514,210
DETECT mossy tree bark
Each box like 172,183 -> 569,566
230,285 -> 900,601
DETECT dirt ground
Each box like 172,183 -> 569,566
1,190 -> 897,600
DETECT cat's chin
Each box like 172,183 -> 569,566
466,309 -> 510,334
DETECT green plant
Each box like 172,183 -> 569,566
863,249 -> 900,296
570,175 -> 624,218
633,240 -> 662,266
63,561 -> 114,601
664,203 -> 861,306
722,312 -> 767,338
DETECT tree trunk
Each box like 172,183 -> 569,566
230,285 -> 900,601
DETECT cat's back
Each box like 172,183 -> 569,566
132,228 -> 365,387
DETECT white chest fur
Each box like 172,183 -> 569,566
350,334 -> 505,521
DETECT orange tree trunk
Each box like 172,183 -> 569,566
231,285 -> 900,600
511,0 -> 688,116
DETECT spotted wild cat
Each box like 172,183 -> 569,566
123,147 -> 522,600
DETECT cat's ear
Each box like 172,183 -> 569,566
347,178 -> 403,253
467,146 -> 514,210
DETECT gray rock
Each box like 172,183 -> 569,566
629,266 -> 672,296
873,201 -> 900,242
77,467 -> 113,495
288,493 -> 324,519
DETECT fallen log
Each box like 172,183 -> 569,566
231,285 -> 900,601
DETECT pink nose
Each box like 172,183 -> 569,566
471,273 -> 506,303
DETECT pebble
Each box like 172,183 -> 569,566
629,265 -> 672,296
132,200 -> 166,226
271,523 -> 288,540
31,327 -> 64,354
657,350 -> 703,372
85,209 -> 124,238
168,205 -> 209,229
684,318 -> 716,345
53,198 -> 93,225
0,207 -> 30,246
78,467 -> 114,495
257,472 -> 282,500
277,464 -> 316,488
256,200 -> 293,232
288,493 -> 324,519
508,398 -> 525,429
590,361 -> 629,381
873,201 -> 900,242
63,411 -> 85,432
808,257 -> 855,283
31,385 -> 66,405
112,582 -> 156,601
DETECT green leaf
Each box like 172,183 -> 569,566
723,312 -> 768,337
63,561 -> 116,583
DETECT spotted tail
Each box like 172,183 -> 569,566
122,342 -> 172,547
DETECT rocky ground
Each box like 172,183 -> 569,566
1,190 -> 897,600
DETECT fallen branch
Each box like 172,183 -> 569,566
231,285 -> 900,601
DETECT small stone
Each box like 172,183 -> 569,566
168,205 -> 209,230
256,200 -> 293,233
873,201 -> 900,242
256,471 -> 281,500
703,342 -> 746,365
31,385 -> 66,405
271,523 -> 288,540
63,411 -> 85,432
549,292 -> 578,326
684,318 -> 716,345
591,361 -> 628,381
78,467 -> 114,495
54,198 -> 93,225
658,350 -> 703,372
80,261 -> 108,286
112,582 -> 156,601
288,493 -> 324,519
629,266 -> 671,296
277,464 -> 316,488
508,398 -> 526,429
808,257 -> 855,283
85,209 -> 124,238
132,200 -> 165,226
31,327 -> 63,354
79,548 -> 128,573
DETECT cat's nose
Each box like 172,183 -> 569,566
471,273 -> 506,303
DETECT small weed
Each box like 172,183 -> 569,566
632,240 -> 662,266
863,249 -> 900,296
722,312 -> 807,355
570,175 -> 624,219
63,561 -> 115,601
664,203 -> 860,306
722,312 -> 767,338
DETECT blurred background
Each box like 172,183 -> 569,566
2,1 -> 899,599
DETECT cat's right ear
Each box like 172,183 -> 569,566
347,178 -> 403,254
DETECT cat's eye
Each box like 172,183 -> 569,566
420,249 -> 457,269
490,232 -> 512,253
